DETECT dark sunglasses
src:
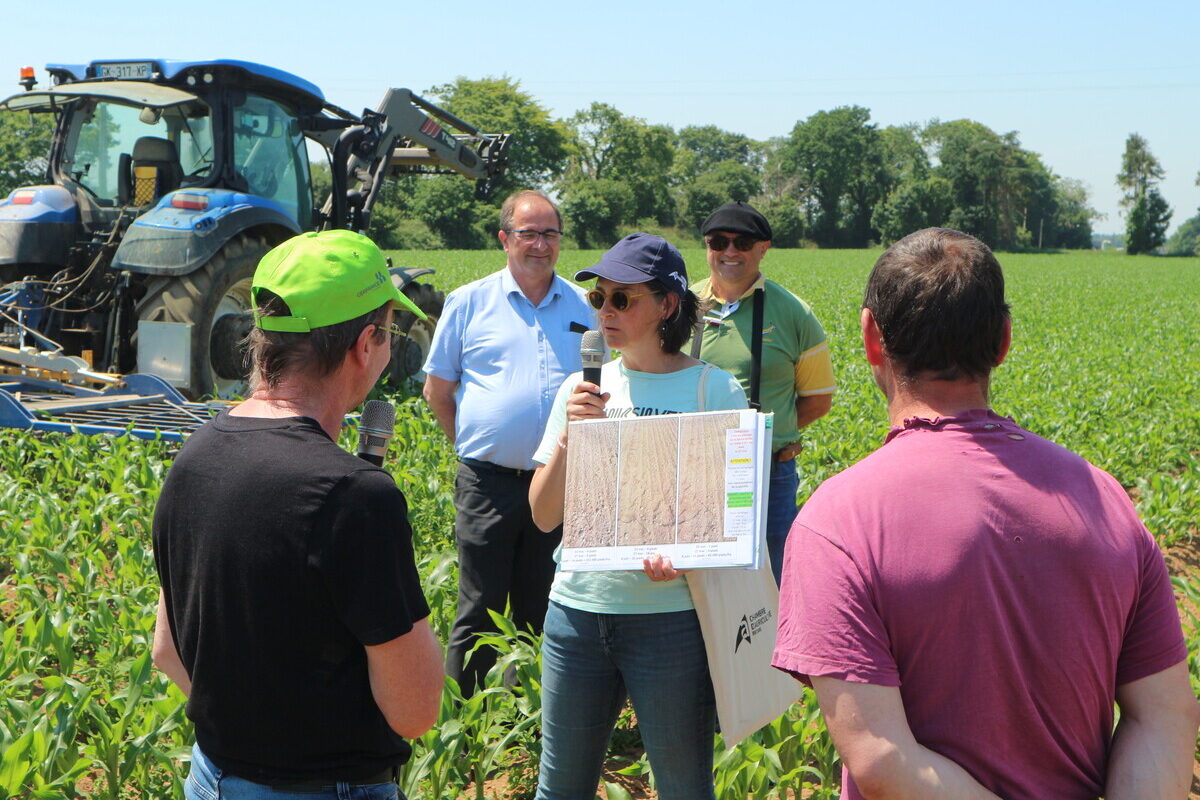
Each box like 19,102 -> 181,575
586,288 -> 656,312
706,234 -> 760,252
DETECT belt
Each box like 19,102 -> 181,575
267,766 -> 396,792
459,457 -> 533,477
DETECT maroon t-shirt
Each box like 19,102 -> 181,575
772,409 -> 1186,799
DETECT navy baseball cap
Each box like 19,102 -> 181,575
575,233 -> 689,297
700,201 -> 773,241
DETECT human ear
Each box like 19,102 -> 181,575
995,317 -> 1012,366
350,323 -> 377,367
861,308 -> 886,366
660,292 -> 679,320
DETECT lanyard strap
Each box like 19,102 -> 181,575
691,288 -> 766,410
749,287 -> 764,410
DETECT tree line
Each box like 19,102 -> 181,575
360,79 -> 1104,251
2,78 -> 1197,253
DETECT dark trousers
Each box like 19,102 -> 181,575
446,461 -> 561,695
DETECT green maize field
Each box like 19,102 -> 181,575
1,248 -> 1197,798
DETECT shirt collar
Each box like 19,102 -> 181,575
501,266 -> 563,308
694,273 -> 766,305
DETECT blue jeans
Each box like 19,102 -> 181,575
765,458 -> 800,586
536,601 -> 716,800
185,744 -> 402,800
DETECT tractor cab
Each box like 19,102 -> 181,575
1,60 -> 320,234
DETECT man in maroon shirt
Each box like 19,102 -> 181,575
772,227 -> 1198,799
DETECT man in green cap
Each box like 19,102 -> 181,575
152,230 -> 442,799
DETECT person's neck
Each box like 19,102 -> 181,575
508,262 -> 555,306
619,344 -> 695,374
708,271 -> 761,304
232,379 -> 350,440
884,376 -> 992,428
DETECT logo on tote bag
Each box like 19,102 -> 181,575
734,606 -> 773,653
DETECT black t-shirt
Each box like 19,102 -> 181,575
153,412 -> 430,783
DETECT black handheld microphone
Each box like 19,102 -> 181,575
580,330 -> 604,392
356,399 -> 396,467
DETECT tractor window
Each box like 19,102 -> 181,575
62,100 -> 213,203
231,94 -> 310,225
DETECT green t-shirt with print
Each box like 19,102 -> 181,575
692,277 -> 835,449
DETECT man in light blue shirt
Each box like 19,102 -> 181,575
423,190 -> 595,694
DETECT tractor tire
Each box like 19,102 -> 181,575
136,232 -> 269,399
388,281 -> 445,384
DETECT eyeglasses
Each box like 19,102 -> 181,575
586,288 -> 655,312
706,234 -> 760,252
506,228 -> 563,245
374,322 -> 405,339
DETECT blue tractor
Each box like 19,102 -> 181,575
0,59 -> 508,408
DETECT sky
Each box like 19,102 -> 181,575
5,0 -> 1198,236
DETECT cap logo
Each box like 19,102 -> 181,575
667,270 -> 687,291
356,271 -> 387,298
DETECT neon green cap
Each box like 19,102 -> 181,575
251,230 -> 425,332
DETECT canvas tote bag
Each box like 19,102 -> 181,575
688,365 -> 801,748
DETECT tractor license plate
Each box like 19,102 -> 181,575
99,62 -> 153,80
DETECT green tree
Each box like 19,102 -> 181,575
1125,188 -> 1172,255
410,178 -> 493,249
676,160 -> 761,232
1047,177 -> 1100,249
1164,213 -> 1200,256
871,175 -> 953,244
427,76 -> 569,196
879,124 -> 929,183
1116,134 -> 1171,254
368,204 -> 444,250
1115,133 -> 1165,207
673,125 -> 762,182
776,105 -> 885,247
0,110 -> 55,197
923,119 -> 1038,248
559,177 -> 635,248
751,195 -> 806,247
564,103 -> 676,225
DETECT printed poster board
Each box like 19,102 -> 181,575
561,409 -> 771,571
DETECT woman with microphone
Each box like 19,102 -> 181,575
528,233 -> 746,800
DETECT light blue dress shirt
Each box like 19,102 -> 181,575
423,267 -> 596,470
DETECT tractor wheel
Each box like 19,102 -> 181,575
388,281 -> 445,384
136,232 -> 269,399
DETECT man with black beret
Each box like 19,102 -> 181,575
691,201 -> 835,584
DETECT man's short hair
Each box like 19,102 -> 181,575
864,227 -> 1010,381
246,291 -> 389,390
499,190 -> 562,232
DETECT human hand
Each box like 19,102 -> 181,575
642,553 -> 686,582
566,381 -> 609,423
775,441 -> 803,462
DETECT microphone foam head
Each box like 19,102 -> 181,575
361,399 -> 396,435
581,329 -> 605,354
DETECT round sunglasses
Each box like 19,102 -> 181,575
705,234 -> 760,252
586,288 -> 657,312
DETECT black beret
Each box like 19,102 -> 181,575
700,201 -> 773,240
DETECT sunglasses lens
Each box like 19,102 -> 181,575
587,290 -> 632,311
707,234 -> 757,251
